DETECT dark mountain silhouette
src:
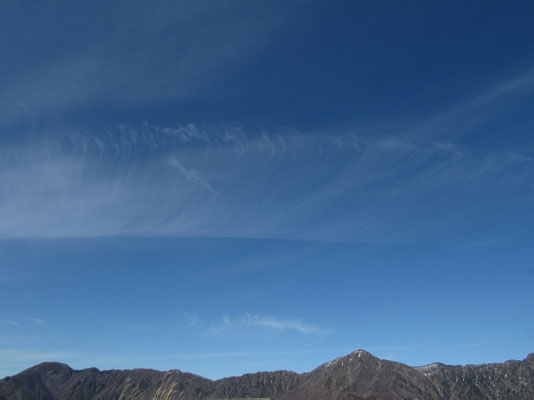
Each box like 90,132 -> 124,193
1,350 -> 533,399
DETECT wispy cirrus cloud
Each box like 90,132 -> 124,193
243,314 -> 330,335
1,70 -> 534,243
201,314 -> 330,337
204,315 -> 233,337
375,137 -> 416,152
168,156 -> 215,192
0,119 -> 533,244
0,318 -> 45,327
0,2 -> 300,127
27,318 -> 45,326
0,320 -> 19,327
403,69 -> 534,142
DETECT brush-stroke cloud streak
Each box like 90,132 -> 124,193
0,1 -> 299,127
0,320 -> 19,327
201,314 -> 329,337
404,69 -> 534,142
0,121 -> 533,243
243,314 -> 331,335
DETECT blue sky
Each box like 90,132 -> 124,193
1,0 -> 534,379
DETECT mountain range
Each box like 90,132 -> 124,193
1,350 -> 533,399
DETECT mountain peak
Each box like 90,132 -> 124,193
24,362 -> 73,376
349,349 -> 374,358
316,349 -> 379,372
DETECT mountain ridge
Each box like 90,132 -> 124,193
1,350 -> 533,399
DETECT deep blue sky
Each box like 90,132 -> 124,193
1,1 -> 534,379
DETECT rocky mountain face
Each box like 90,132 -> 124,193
1,350 -> 533,400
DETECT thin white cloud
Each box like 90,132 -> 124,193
183,314 -> 201,328
432,142 -> 465,157
204,315 -> 232,336
200,314 -> 329,337
375,137 -> 416,152
243,314 -> 331,335
0,3 -> 299,127
0,318 -> 45,327
0,118 -> 532,243
168,156 -> 214,192
27,318 -> 45,326
0,320 -> 19,327
404,69 -> 534,141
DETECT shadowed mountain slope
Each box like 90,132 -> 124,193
1,351 -> 533,399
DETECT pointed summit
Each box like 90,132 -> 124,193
349,349 -> 375,359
